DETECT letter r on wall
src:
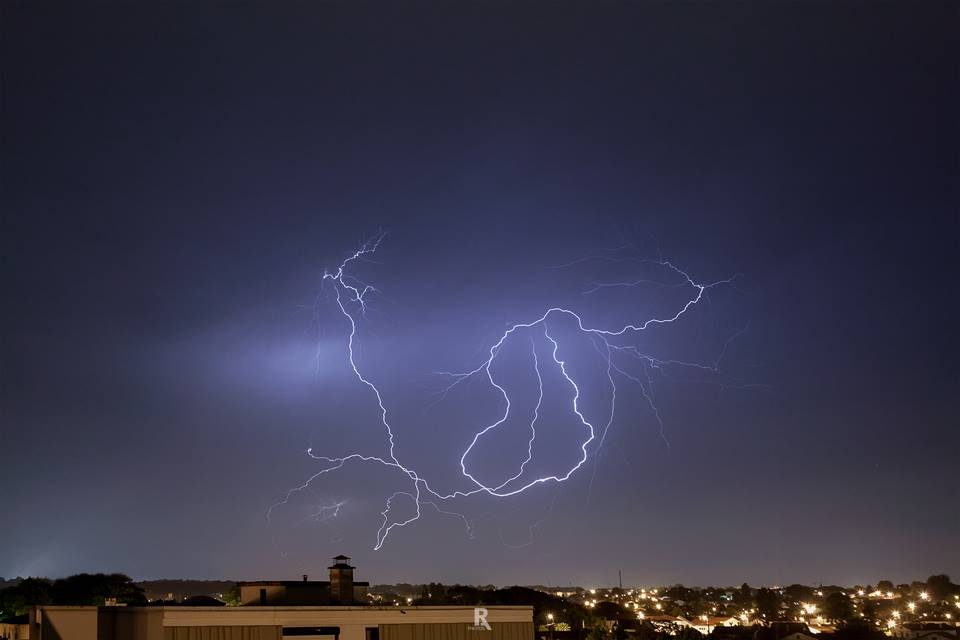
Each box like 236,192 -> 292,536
474,608 -> 491,630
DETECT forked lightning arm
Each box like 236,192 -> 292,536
269,235 -> 741,549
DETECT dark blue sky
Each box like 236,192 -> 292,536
1,1 -> 957,587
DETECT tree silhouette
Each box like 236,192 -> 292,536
824,592 -> 853,624
925,575 -> 956,601
0,577 -> 52,617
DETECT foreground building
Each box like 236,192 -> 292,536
27,604 -> 533,640
21,556 -> 533,640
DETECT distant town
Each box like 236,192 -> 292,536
2,565 -> 957,640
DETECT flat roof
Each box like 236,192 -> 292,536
41,605 -> 532,611
239,581 -> 370,587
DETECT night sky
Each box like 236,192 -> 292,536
2,2 -> 957,588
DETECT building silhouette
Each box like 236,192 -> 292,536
240,555 -> 370,606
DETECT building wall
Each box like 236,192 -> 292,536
240,585 -> 333,606
164,626 -> 281,640
380,622 -> 535,640
97,607 -> 164,640
241,585 -> 286,606
330,569 -> 353,605
161,606 -> 533,640
0,621 -> 29,640
29,607 -> 98,640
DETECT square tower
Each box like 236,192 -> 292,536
328,554 -> 355,604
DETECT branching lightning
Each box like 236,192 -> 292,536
268,234 -> 747,550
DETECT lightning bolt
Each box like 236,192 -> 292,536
269,235 -> 748,550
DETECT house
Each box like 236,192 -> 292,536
642,615 -> 693,634
692,616 -> 740,634
892,623 -> 960,640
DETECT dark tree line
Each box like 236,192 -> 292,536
0,573 -> 145,618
